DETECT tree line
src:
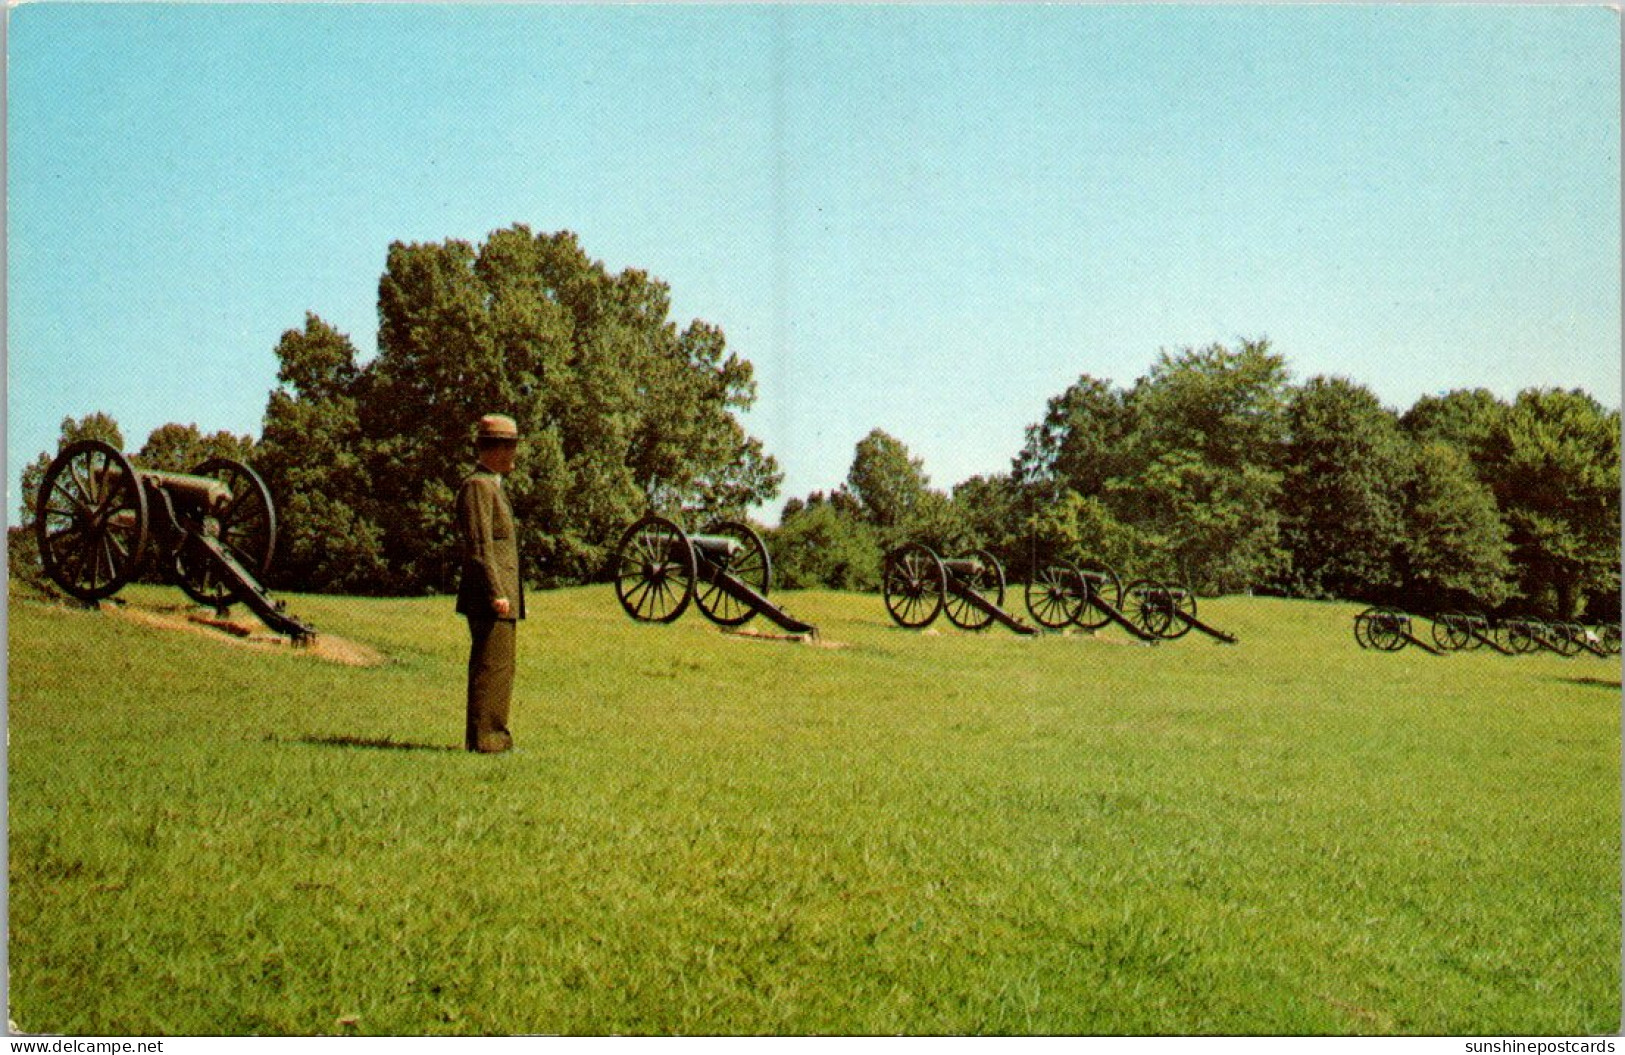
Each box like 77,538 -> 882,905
771,341 -> 1619,621
13,229 -> 1619,620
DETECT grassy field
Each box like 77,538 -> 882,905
7,579 -> 1620,1035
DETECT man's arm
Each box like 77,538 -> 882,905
457,478 -> 511,616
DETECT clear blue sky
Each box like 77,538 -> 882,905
8,4 -> 1620,522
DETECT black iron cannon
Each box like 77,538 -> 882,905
1023,559 -> 1235,644
612,515 -> 815,634
33,439 -> 314,640
1352,606 -> 1440,654
882,544 -> 1036,634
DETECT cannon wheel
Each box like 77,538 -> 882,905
1366,607 -> 1409,652
883,542 -> 947,629
614,515 -> 697,623
694,520 -> 771,627
1160,582 -> 1198,640
1549,622 -> 1583,658
1074,560 -> 1122,631
1025,560 -> 1087,630
1123,579 -> 1175,639
944,548 -> 1004,631
177,458 -> 279,609
1601,624 -> 1621,656
1431,612 -> 1470,652
1345,604 -> 1384,646
1461,612 -> 1491,651
1504,620 -> 1537,654
34,440 -> 150,603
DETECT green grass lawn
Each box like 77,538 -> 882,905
8,580 -> 1619,1035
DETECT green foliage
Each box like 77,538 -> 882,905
1276,377 -> 1411,599
1401,442 -> 1514,608
1026,490 -> 1147,579
1005,341 -> 1291,593
767,497 -> 881,590
1481,389 -> 1621,616
1399,388 -> 1505,461
845,429 -> 931,531
1012,375 -> 1133,496
258,227 -> 781,592
134,423 -> 256,473
255,315 -> 390,594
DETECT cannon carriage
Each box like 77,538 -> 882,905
612,515 -> 815,635
32,439 -> 314,640
1022,559 -> 1236,644
881,543 -> 1036,635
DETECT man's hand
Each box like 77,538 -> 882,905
493,597 -> 512,618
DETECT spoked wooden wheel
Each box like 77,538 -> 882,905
1601,624 -> 1621,655
1548,622 -> 1583,657
883,542 -> 947,629
1074,560 -> 1122,631
695,520 -> 771,627
177,458 -> 278,608
1025,560 -> 1086,629
1124,579 -> 1178,639
1503,620 -> 1537,654
1353,606 -> 1379,650
1430,612 -> 1471,652
1460,613 -> 1491,651
614,515 -> 697,623
944,548 -> 1004,631
1366,607 -> 1409,652
1160,583 -> 1198,640
34,440 -> 150,603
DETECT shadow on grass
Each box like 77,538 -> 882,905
1556,677 -> 1621,691
267,733 -> 462,753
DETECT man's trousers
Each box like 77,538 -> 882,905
465,616 -> 516,753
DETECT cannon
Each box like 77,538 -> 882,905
1023,560 -> 1235,644
1352,606 -> 1440,654
612,515 -> 815,635
32,440 -> 314,640
1121,579 -> 1238,644
1428,611 -> 1513,654
882,544 -> 1036,634
1023,559 -> 1157,642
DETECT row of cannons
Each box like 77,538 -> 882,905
1352,607 -> 1621,658
612,515 -> 1236,644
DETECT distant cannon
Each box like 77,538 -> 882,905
1023,560 -> 1235,644
1352,606 -> 1440,654
882,544 -> 1036,635
1121,579 -> 1238,644
612,515 -> 815,635
33,440 -> 314,640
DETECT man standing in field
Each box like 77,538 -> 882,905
456,413 -> 526,753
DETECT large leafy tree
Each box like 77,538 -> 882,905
1275,377 -> 1411,599
1399,441 -> 1514,609
1116,340 -> 1291,591
255,314 -> 389,593
845,429 -> 931,533
1480,388 -> 1620,616
259,226 -> 782,592
1012,375 -> 1133,497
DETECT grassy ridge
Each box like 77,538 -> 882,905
8,583 -> 1619,1035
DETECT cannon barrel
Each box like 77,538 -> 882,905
138,469 -> 233,512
